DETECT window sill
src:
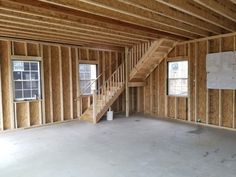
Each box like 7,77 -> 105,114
167,95 -> 188,98
78,94 -> 93,98
14,99 -> 42,103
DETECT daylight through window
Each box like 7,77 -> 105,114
79,64 -> 97,95
12,60 -> 41,101
168,61 -> 188,96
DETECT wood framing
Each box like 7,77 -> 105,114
0,37 -> 125,131
144,32 -> 236,131
125,47 -> 129,117
0,41 -> 14,130
0,65 -> 3,131
1,0 -> 236,131
0,0 -> 235,48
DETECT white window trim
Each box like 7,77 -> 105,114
79,63 -> 97,96
167,60 -> 188,97
12,60 -> 41,101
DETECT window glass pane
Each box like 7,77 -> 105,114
15,81 -> 22,89
32,81 -> 39,89
23,90 -> 31,98
168,61 -> 188,96
79,64 -> 97,95
91,65 -> 97,79
12,60 -> 41,101
168,61 -> 188,79
30,63 -> 38,71
15,90 -> 23,99
13,61 -> 24,71
23,72 -> 30,80
31,72 -> 39,80
168,79 -> 188,96
23,81 -> 31,89
24,62 -> 30,71
32,89 -> 39,98
13,71 -> 22,80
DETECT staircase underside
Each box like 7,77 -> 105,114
129,39 -> 176,81
80,85 -> 124,123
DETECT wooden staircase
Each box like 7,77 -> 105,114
129,39 -> 176,81
80,63 -> 125,123
79,38 -> 176,124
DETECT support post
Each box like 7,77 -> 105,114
125,47 -> 130,117
92,90 -> 97,124
0,65 -> 3,131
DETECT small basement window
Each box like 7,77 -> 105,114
167,60 -> 188,97
79,64 -> 97,95
12,60 -> 41,101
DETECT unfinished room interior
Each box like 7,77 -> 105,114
1,0 -> 236,176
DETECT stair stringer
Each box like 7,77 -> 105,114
129,39 -> 177,81
144,42 -> 177,79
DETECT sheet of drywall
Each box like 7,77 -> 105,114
207,51 -> 236,89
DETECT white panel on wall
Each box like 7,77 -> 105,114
206,51 -> 236,89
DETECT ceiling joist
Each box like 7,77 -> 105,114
0,0 -> 235,48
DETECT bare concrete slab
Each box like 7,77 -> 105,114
0,114 -> 236,177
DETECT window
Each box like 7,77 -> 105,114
12,60 -> 41,101
167,61 -> 188,96
79,64 -> 97,95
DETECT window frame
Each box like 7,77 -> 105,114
12,59 -> 42,102
167,59 -> 188,97
79,63 -> 98,96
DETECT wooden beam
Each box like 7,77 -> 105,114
187,43 -> 191,121
0,65 -> 3,131
0,18 -> 141,44
125,47 -> 129,117
0,1 -> 165,46
77,0 -> 210,38
230,0 -> 236,5
157,0 -> 236,32
206,40 -> 209,124
40,45 -> 46,124
33,0 -> 192,39
219,38 -> 222,127
234,35 -> 236,129
0,22 -> 135,47
124,0 -> 224,35
0,41 -> 14,130
164,58 -> 168,117
128,82 -> 146,87
194,42 -> 198,122
5,0 -> 184,40
0,27 -> 131,48
150,73 -> 153,115
193,0 -> 236,23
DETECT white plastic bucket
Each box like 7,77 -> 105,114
107,108 -> 113,121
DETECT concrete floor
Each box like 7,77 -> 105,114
0,114 -> 236,177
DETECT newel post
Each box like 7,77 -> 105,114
125,47 -> 130,117
92,90 -> 97,124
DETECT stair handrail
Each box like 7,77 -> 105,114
79,73 -> 102,96
95,62 -> 125,93
79,60 -> 122,97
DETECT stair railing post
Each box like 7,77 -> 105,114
93,90 -> 97,124
125,47 -> 130,117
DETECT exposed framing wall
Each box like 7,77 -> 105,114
0,39 -> 124,131
143,33 -> 236,130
